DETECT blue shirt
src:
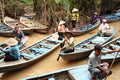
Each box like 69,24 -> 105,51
2,46 -> 20,59
13,30 -> 25,40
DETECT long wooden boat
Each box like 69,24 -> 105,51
59,27 -> 115,61
4,16 -> 33,35
0,36 -> 28,59
0,24 -> 13,37
0,33 -> 63,73
101,37 -> 120,63
100,11 -> 120,22
72,19 -> 101,36
21,65 -> 93,80
20,17 -> 49,34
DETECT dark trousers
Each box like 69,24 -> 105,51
62,48 -> 74,53
60,42 -> 74,53
71,20 -> 76,28
4,52 -> 18,62
58,32 -> 64,40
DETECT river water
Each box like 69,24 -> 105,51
0,21 -> 120,80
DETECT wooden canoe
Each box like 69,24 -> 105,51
59,27 -> 115,61
3,16 -> 33,35
0,36 -> 28,59
0,33 -> 63,73
72,19 -> 101,36
21,65 -> 93,80
20,17 -> 49,34
0,24 -> 13,37
100,12 -> 120,23
101,37 -> 120,63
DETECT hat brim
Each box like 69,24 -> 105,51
6,38 -> 18,46
64,32 -> 73,36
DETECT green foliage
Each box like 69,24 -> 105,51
55,0 -> 61,4
20,0 -> 33,4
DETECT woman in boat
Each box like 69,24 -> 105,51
88,44 -> 120,80
98,19 -> 110,37
12,24 -> 25,44
0,38 -> 20,62
60,31 -> 74,53
71,8 -> 79,31
90,12 -> 99,24
58,20 -> 66,40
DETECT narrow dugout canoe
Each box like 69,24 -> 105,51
21,65 -> 101,80
59,27 -> 115,61
101,37 -> 120,63
0,33 -> 62,73
20,17 -> 49,34
100,11 -> 120,23
0,24 -> 13,37
4,16 -> 33,35
72,19 -> 101,36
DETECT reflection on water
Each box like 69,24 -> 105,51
0,22 -> 120,80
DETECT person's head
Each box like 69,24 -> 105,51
15,24 -> 20,32
64,31 -> 73,38
72,8 -> 78,13
5,38 -> 18,47
94,44 -> 102,56
58,20 -> 66,28
94,12 -> 98,15
102,19 -> 107,24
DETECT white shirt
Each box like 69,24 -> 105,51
98,23 -> 110,33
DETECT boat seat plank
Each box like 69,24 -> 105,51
21,53 -> 36,60
39,43 -> 54,48
116,40 -> 120,44
29,47 -> 49,54
68,65 -> 90,80
75,48 -> 89,51
110,44 -> 120,49
46,38 -> 62,43
83,44 -> 94,46
102,48 -> 111,51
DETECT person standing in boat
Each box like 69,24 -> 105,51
12,24 -> 25,44
0,38 -> 20,62
58,20 -> 67,40
71,8 -> 79,31
88,44 -> 120,80
60,31 -> 74,53
98,19 -> 110,37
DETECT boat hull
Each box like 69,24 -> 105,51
60,27 -> 115,61
4,16 -> 33,35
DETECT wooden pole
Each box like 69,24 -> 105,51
104,52 -> 119,80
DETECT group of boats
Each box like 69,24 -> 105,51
0,11 -> 120,80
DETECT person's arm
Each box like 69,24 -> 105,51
105,49 -> 120,54
66,37 -> 74,45
97,66 -> 109,75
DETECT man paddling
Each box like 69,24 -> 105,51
88,44 -> 120,80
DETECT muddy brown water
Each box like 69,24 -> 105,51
0,21 -> 120,80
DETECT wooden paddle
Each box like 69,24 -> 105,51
104,51 -> 120,80
57,54 -> 60,61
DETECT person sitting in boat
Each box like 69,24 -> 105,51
71,8 -> 79,31
88,44 -> 120,80
12,24 -> 25,44
58,20 -> 67,40
87,12 -> 99,24
60,31 -> 74,53
98,19 -> 110,37
0,38 -> 20,62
